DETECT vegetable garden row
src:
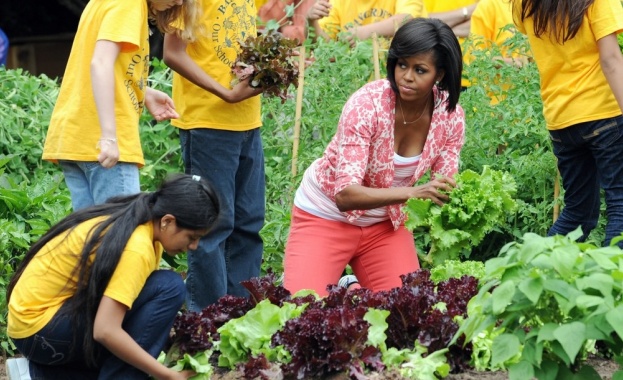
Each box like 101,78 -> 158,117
1,34 -> 623,379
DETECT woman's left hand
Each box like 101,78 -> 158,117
145,88 -> 180,121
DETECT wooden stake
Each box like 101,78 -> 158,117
291,45 -> 306,177
372,33 -> 381,80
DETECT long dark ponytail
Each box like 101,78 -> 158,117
516,0 -> 595,43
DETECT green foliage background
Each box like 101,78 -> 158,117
0,34 -> 621,357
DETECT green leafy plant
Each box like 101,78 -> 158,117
459,32 -> 557,259
455,229 -> 623,380
429,259 -> 487,284
404,166 -> 518,266
365,308 -> 451,380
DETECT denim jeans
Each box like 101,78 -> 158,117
549,115 -> 623,246
12,270 -> 185,380
180,128 -> 265,311
59,160 -> 140,211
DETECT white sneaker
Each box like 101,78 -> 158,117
6,357 -> 31,380
338,274 -> 359,289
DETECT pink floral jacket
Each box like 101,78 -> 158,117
314,79 -> 465,229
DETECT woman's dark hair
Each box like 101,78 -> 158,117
516,0 -> 594,43
386,17 -> 463,112
6,173 -> 219,366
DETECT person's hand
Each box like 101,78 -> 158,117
307,0 -> 331,21
96,138 -> 120,168
341,25 -> 372,48
162,368 -> 196,380
145,88 -> 180,121
226,77 -> 263,103
292,47 -> 315,69
410,175 -> 456,206
341,27 -> 358,48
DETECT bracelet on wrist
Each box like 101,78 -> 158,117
96,138 -> 118,150
462,7 -> 469,21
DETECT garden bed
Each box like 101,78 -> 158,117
0,354 -> 619,379
206,354 -> 621,379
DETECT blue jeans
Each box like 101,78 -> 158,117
179,128 -> 265,311
549,115 -> 623,246
12,270 -> 185,380
60,160 -> 140,211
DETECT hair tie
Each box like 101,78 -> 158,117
192,175 -> 201,182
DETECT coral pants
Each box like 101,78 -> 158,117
283,206 -> 420,296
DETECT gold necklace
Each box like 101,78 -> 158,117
398,96 -> 430,125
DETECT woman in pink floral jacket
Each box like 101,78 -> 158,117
284,18 -> 465,296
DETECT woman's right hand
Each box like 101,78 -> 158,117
409,176 -> 456,206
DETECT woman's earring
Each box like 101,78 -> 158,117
435,81 -> 439,86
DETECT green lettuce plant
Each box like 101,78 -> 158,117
404,166 -> 517,266
454,229 -> 623,380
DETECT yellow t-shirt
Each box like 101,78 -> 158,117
425,0 -> 478,87
170,0 -> 261,131
513,0 -> 623,130
319,0 -> 428,40
465,0 -> 520,104
424,0 -> 476,12
8,219 -> 163,339
42,0 -> 149,166
470,0 -> 516,57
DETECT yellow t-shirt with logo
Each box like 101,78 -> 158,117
42,0 -> 149,166
8,218 -> 163,339
513,0 -> 623,130
319,0 -> 428,40
171,0 -> 261,131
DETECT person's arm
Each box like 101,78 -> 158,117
334,177 -> 456,211
280,0 -> 316,43
305,0 -> 332,42
429,4 -> 477,28
91,39 -> 121,168
93,296 -> 194,380
162,33 -> 261,103
344,13 -> 413,46
452,20 -> 472,38
598,33 -> 623,112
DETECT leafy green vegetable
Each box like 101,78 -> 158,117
158,350 -> 214,380
429,259 -> 486,284
217,299 -> 304,368
454,229 -> 623,378
365,308 -> 451,380
405,166 -> 517,266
